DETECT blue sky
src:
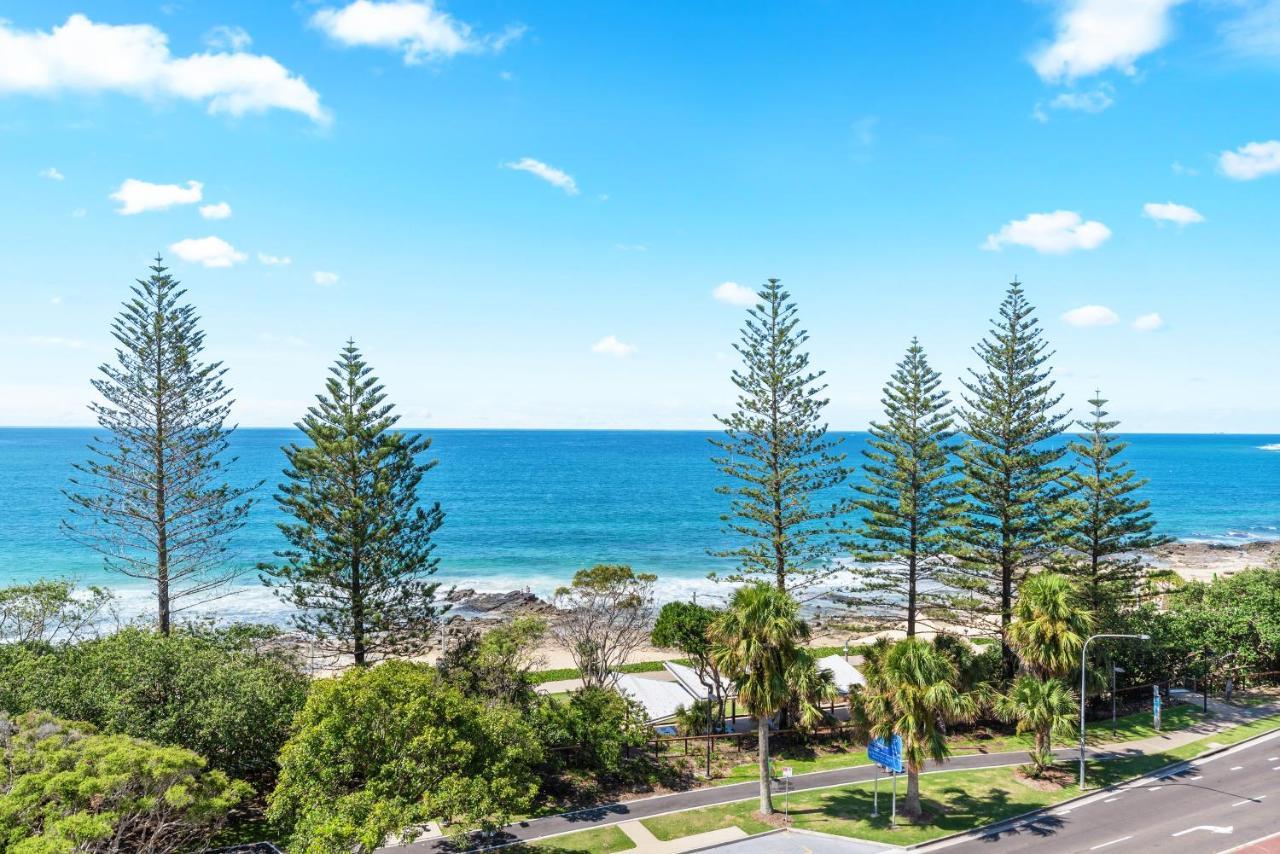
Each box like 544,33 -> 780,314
2,1 -> 1279,431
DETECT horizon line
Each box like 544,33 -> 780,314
2,425 -> 1278,437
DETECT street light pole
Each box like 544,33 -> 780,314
1080,633 -> 1149,790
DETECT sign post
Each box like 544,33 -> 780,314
1153,685 -> 1162,732
867,735 -> 904,825
782,766 -> 793,824
871,766 -> 879,817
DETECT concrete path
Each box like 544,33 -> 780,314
617,819 -> 748,853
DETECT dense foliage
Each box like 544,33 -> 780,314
269,661 -> 543,851
538,686 -> 651,777
0,711 -> 249,853
0,623 -> 308,788
651,601 -> 726,703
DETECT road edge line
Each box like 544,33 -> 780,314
909,723 -> 1280,851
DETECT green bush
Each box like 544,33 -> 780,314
0,624 -> 309,789
268,661 -> 543,851
0,711 -> 249,853
538,686 -> 650,777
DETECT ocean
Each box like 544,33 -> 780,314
2,428 -> 1279,623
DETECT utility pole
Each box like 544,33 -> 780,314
1080,633 -> 1149,790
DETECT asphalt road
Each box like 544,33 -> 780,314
386,745 -> 1086,852
936,730 -> 1280,854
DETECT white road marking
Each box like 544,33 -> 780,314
1089,836 -> 1133,850
1268,757 -> 1278,761
1173,825 -> 1233,837
1230,795 -> 1265,807
1272,765 -> 1280,771
1230,765 -> 1244,771
1148,786 -> 1163,791
1104,797 -> 1119,803
1188,775 -> 1203,781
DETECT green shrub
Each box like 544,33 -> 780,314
0,711 -> 249,853
268,661 -> 543,851
0,623 -> 309,789
538,686 -> 650,777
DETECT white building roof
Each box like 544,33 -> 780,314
613,673 -> 698,723
662,660 -> 737,701
817,654 -> 865,694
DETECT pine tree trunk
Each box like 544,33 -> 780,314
153,328 -> 170,637
905,769 -> 921,818
757,718 -> 774,815
1001,555 -> 1016,680
351,551 -> 365,666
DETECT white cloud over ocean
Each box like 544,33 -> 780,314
169,236 -> 246,268
1143,201 -> 1203,225
591,335 -> 635,358
111,178 -> 202,214
983,210 -> 1111,253
712,281 -> 757,307
1219,140 -> 1280,181
1032,0 -> 1185,82
311,0 -> 523,64
503,157 -> 578,194
0,14 -> 327,123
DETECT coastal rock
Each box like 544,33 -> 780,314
450,589 -> 555,616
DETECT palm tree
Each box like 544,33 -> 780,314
995,675 -> 1077,776
850,637 -> 978,820
709,583 -> 810,815
1007,572 -> 1094,679
787,649 -> 841,731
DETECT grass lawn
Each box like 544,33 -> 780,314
642,801 -> 773,841
714,704 -> 1205,786
528,825 -> 636,853
716,747 -> 872,785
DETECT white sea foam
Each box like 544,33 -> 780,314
1259,443 -> 1280,451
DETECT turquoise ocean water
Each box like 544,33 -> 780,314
2,428 -> 1279,623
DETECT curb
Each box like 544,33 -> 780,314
907,723 -> 1280,851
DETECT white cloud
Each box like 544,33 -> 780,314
591,335 -> 635,358
313,270 -> 340,286
39,166 -> 64,180
204,25 -> 251,52
1133,312 -> 1164,332
503,157 -> 578,194
0,14 -> 327,123
1143,201 -> 1204,225
199,201 -> 232,220
1031,0 -> 1185,83
1062,304 -> 1119,327
311,0 -> 523,64
110,178 -> 202,214
712,281 -> 758,307
1219,140 -> 1280,180
1048,86 -> 1114,113
70,207 -> 87,218
1171,160 -> 1198,176
258,252 -> 292,266
982,210 -> 1112,253
28,335 -> 86,349
169,236 -> 246,268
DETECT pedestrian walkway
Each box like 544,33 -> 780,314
615,819 -> 748,853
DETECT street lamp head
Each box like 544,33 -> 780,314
1137,634 -> 1150,640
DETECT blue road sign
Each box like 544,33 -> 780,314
868,734 -> 904,773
